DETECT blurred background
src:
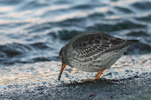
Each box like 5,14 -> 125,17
0,0 -> 151,67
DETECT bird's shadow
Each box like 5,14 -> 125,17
57,75 -> 139,87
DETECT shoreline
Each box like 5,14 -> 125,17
0,54 -> 151,100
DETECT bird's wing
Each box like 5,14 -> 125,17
71,31 -> 126,57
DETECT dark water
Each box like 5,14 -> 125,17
0,0 -> 151,66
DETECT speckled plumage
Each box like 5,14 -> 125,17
58,31 -> 138,80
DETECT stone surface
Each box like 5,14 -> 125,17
0,54 -> 151,100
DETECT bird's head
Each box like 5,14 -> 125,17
59,46 -> 66,64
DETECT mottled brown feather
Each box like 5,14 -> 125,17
70,31 -> 131,57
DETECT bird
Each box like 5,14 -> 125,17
58,31 -> 138,81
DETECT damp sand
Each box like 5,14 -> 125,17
0,54 -> 151,100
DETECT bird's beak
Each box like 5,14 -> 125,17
58,63 -> 66,81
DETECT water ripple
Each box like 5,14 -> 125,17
0,0 -> 151,66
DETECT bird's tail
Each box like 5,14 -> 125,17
126,39 -> 139,45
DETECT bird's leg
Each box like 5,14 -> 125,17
85,69 -> 105,81
95,68 -> 105,79
95,72 -> 99,77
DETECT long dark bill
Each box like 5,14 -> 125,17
58,64 -> 66,81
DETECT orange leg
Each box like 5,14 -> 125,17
86,68 -> 105,81
95,72 -> 99,77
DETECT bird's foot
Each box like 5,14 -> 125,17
83,69 -> 105,82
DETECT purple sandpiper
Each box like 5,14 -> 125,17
58,31 -> 138,81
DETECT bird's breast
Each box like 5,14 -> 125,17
67,47 -> 127,72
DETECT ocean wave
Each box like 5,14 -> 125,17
87,20 -> 146,32
132,1 -> 151,10
0,0 -> 151,66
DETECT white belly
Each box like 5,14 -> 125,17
69,47 -> 127,72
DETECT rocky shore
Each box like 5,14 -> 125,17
0,54 -> 151,100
